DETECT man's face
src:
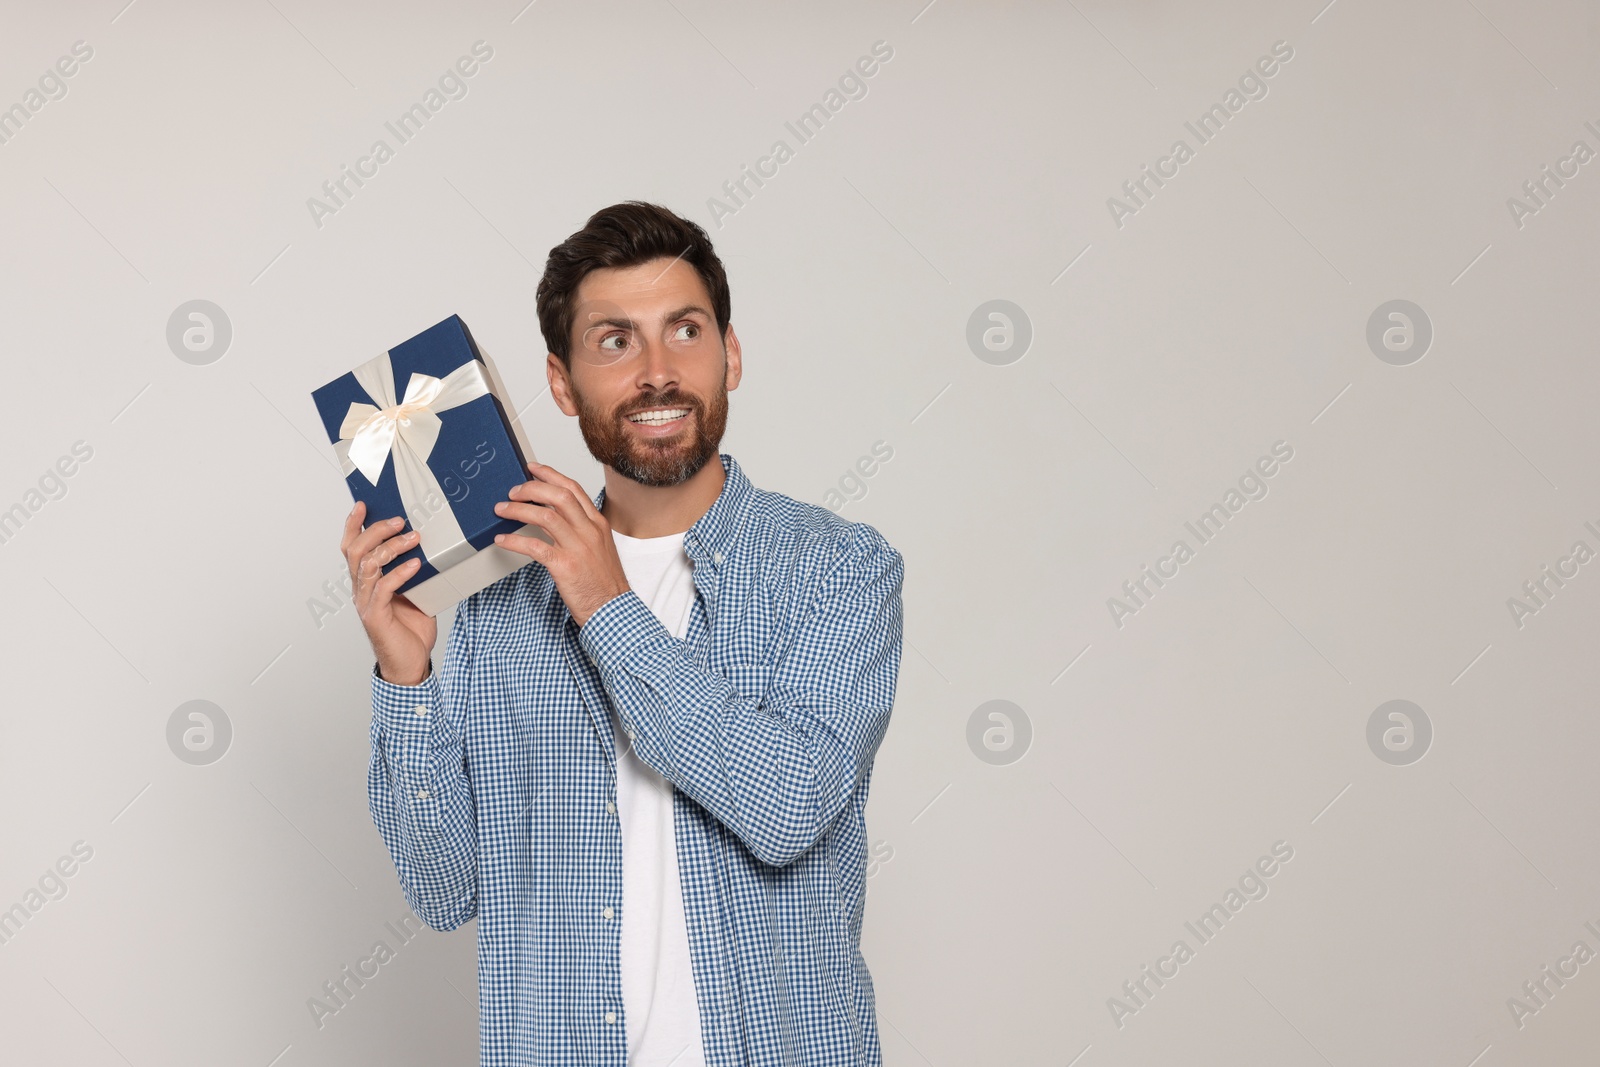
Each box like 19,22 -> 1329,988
550,256 -> 741,488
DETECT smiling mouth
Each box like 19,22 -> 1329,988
625,407 -> 691,426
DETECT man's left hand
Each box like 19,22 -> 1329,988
493,462 -> 630,627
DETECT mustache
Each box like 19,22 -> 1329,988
620,394 -> 699,417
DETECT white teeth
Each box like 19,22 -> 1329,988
627,408 -> 690,425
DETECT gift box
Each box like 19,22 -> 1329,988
310,314 -> 552,617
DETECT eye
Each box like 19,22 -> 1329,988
674,322 -> 700,342
598,332 -> 630,352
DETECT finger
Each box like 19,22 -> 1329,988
373,556 -> 423,599
495,499 -> 573,538
347,517 -> 398,570
357,553 -> 419,619
506,477 -> 573,508
354,530 -> 419,597
373,530 -> 421,571
346,515 -> 408,573
353,547 -> 383,603
493,531 -> 551,561
510,471 -> 598,528
528,460 -> 598,515
340,501 -> 366,555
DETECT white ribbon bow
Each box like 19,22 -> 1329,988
333,351 -> 493,574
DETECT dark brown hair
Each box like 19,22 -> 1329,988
537,201 -> 732,368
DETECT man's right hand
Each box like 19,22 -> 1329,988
342,500 -> 438,686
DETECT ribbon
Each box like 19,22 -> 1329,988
333,351 -> 493,574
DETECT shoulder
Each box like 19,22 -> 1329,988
739,484 -> 904,599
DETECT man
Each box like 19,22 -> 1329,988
340,201 -> 906,1066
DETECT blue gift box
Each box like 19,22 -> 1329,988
310,315 -> 547,615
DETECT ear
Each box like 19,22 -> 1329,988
547,352 -> 579,416
723,324 -> 742,391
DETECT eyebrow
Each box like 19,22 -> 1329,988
582,304 -> 713,331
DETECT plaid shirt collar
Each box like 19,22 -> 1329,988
590,452 -> 752,570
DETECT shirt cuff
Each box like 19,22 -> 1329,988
371,661 -> 447,733
577,590 -> 674,672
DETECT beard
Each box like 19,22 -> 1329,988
572,366 -> 729,488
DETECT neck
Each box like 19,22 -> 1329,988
601,454 -> 725,538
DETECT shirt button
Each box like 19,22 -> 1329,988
413,705 -> 429,717
627,729 -> 638,741
415,789 -> 430,799
602,906 -> 614,920
713,551 -> 724,564
606,800 -> 616,814
604,1011 -> 616,1024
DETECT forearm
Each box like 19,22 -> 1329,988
578,542 -> 903,867
584,602 -> 852,862
367,663 -> 479,929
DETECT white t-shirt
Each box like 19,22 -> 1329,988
607,528 -> 706,1067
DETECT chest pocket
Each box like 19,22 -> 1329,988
722,661 -> 775,706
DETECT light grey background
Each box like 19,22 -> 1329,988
2,0 -> 1597,1064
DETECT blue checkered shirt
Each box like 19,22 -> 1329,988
367,453 -> 906,1066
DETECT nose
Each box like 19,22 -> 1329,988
632,333 -> 679,388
